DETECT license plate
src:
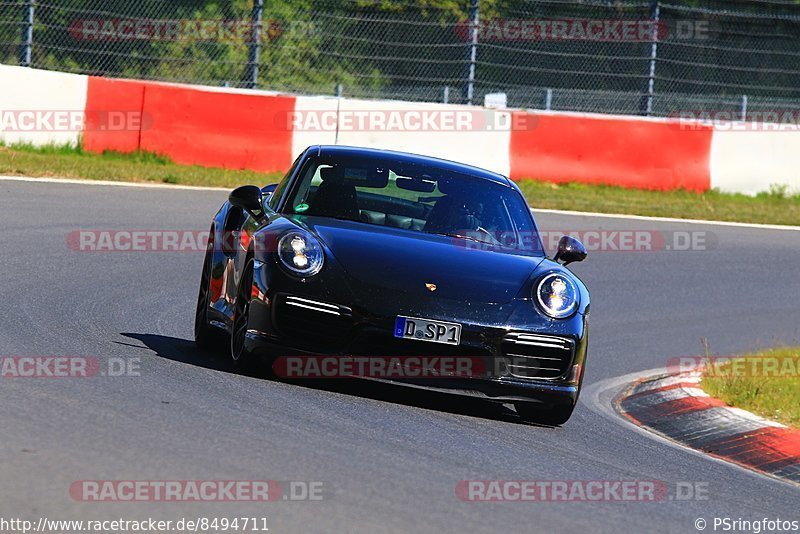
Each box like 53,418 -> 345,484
394,316 -> 462,345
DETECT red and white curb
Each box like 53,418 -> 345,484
616,372 -> 800,485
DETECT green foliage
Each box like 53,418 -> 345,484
5,0 -> 800,106
2,142 -> 800,226
0,141 -> 283,187
702,347 -> 800,428
5,141 -> 83,154
7,0 -> 433,93
516,178 -> 800,226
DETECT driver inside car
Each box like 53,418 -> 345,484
304,165 -> 360,221
424,193 -> 484,236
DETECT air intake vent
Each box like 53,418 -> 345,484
274,294 -> 354,348
500,333 -> 575,379
285,296 -> 343,316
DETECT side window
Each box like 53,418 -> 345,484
311,166 -> 325,187
268,154 -> 302,211
288,164 -> 328,212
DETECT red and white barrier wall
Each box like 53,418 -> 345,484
83,76 -> 295,173
2,64 -> 799,195
509,111 -> 713,192
711,130 -> 800,195
0,64 -> 87,147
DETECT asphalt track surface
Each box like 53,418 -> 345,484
1,179 -> 798,533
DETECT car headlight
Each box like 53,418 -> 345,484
278,231 -> 324,277
535,273 -> 579,319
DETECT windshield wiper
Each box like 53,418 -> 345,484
429,231 -> 527,251
429,232 -> 489,245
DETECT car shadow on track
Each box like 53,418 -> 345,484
120,332 -> 556,428
119,332 -> 235,373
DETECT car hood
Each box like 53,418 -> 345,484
295,216 -> 544,305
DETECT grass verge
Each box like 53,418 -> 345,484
0,142 -> 282,188
1,142 -> 800,225
701,347 -> 800,427
517,180 -> 800,226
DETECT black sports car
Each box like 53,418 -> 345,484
195,145 -> 590,425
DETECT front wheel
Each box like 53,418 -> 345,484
515,402 -> 575,426
230,258 -> 257,369
195,236 -> 225,350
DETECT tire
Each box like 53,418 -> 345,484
230,257 -> 257,369
194,235 -> 225,350
514,402 -> 575,426
517,352 -> 587,426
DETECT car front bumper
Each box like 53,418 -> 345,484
242,259 -> 588,407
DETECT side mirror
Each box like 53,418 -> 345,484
229,185 -> 264,218
261,183 -> 278,199
554,235 -> 587,266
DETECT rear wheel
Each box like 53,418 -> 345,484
230,258 -> 257,369
514,402 -> 575,426
194,236 -> 224,350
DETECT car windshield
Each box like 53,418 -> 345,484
282,153 -> 544,256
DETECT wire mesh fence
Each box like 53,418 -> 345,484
2,0 -> 800,119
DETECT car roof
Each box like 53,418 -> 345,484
307,145 -> 513,187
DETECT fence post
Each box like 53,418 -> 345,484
244,0 -> 264,89
545,88 -> 552,111
19,0 -> 34,67
640,0 -> 660,116
443,86 -> 450,104
740,95 -> 748,121
463,0 -> 479,105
